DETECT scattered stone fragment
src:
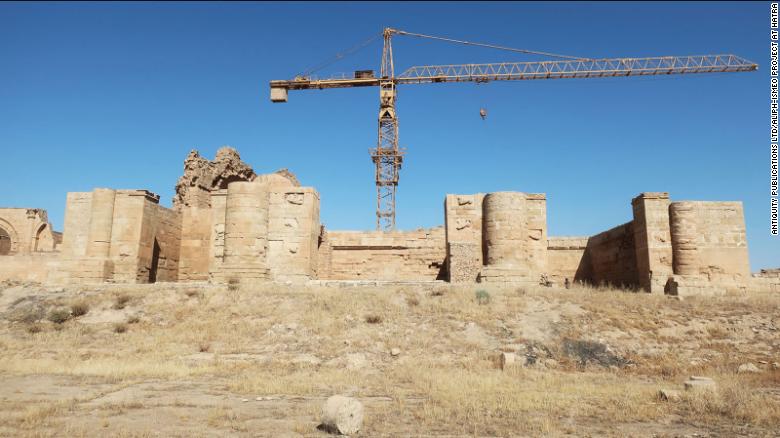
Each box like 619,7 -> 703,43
255,396 -> 264,401
292,353 -> 322,366
737,363 -> 760,374
499,352 -> 516,370
772,362 -> 780,370
684,376 -> 717,392
658,389 -> 682,402
319,395 -> 364,435
390,348 -> 401,357
241,398 -> 249,402
345,353 -> 368,370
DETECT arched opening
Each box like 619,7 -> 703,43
0,226 -> 11,255
148,238 -> 161,283
33,223 -> 48,252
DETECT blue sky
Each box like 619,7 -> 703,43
1,2 -> 777,270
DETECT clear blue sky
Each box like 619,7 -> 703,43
1,2 -> 777,270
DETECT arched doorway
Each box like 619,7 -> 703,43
33,223 -> 47,252
148,238 -> 161,283
0,226 -> 11,255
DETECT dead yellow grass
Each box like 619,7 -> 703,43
0,282 -> 778,436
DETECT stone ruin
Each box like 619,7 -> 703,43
1,146 -> 777,296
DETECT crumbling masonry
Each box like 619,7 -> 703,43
1,147 -> 777,295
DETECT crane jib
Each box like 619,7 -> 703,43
268,26 -> 757,231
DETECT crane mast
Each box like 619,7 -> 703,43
370,28 -> 404,231
269,28 -> 757,231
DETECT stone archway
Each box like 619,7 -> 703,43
0,226 -> 11,255
33,223 -> 48,252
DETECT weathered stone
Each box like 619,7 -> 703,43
658,389 -> 681,402
390,348 -> 401,357
684,376 -> 717,392
499,352 -> 516,370
320,395 -> 364,435
0,145 -> 763,293
173,147 -> 257,209
737,363 -> 760,374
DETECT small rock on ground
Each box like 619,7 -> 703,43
319,395 -> 364,435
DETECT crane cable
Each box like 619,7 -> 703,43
298,33 -> 382,78
394,29 -> 591,61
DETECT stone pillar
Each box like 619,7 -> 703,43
479,192 -> 542,284
444,194 -> 484,283
219,181 -> 269,281
631,192 -> 673,292
483,192 -> 527,267
86,188 -> 116,257
669,202 -> 700,275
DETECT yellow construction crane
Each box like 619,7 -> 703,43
270,27 -> 757,231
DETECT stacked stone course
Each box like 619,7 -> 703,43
0,147 -> 774,294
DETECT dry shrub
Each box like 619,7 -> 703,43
127,315 -> 140,324
113,294 -> 131,310
227,279 -> 240,292
365,314 -> 383,324
677,380 -> 780,426
47,308 -> 71,324
26,324 -> 43,334
113,323 -> 128,334
406,296 -> 420,307
9,304 -> 45,324
199,342 -> 211,353
70,302 -> 89,317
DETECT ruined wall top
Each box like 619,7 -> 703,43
173,146 -> 257,209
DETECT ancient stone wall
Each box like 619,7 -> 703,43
632,192 -> 674,292
0,253 -> 61,282
0,208 -> 59,255
479,192 -> 547,284
444,194 -> 484,282
267,187 -> 320,282
56,189 -> 181,283
669,201 -> 750,278
583,222 -> 639,288
321,228 -> 446,281
138,201 -> 182,282
546,237 -> 589,285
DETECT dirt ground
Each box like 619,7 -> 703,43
0,280 -> 778,437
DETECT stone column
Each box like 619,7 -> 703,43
220,181 -> 270,281
631,192 -> 673,292
479,192 -> 538,284
483,192 -> 527,267
86,188 -> 116,257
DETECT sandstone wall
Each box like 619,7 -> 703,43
0,254 -> 61,282
267,188 -> 320,282
632,192 -> 674,292
321,228 -> 446,281
584,222 -> 639,288
0,208 -> 59,255
546,237 -> 589,285
56,189 -> 181,283
137,202 -> 181,282
444,194 -> 484,282
479,192 -> 547,284
669,201 -> 750,279
206,174 -> 321,283
178,206 -> 212,281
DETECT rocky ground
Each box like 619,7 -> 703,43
0,280 -> 778,437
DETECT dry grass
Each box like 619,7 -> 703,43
0,282 -> 778,436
